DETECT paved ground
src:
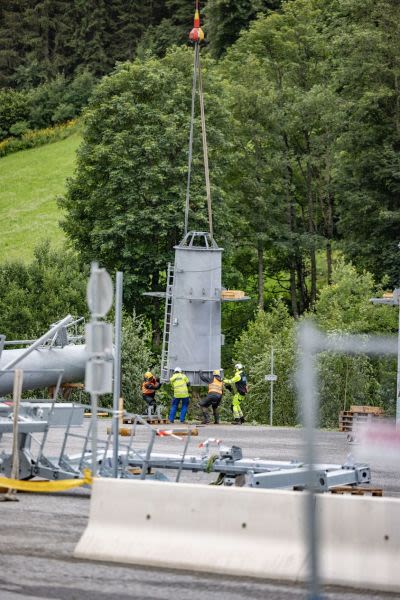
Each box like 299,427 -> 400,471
0,422 -> 398,599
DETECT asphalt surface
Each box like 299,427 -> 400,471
0,422 -> 399,599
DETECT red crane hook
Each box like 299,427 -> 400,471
189,0 -> 204,43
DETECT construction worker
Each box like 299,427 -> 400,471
199,369 -> 223,424
141,371 -> 161,414
224,363 -> 247,424
169,367 -> 191,423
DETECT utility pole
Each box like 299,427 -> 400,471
264,347 -> 277,426
112,272 -> 123,478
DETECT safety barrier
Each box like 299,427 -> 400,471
74,479 -> 400,592
318,492 -> 400,590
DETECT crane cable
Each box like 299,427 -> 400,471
198,51 -> 213,240
184,2 -> 213,240
184,43 -> 200,237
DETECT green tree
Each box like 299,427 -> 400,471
314,259 -> 397,335
320,0 -> 400,287
120,312 -> 155,413
0,0 -> 33,88
137,0 -> 195,57
0,1 -> 170,87
317,351 -> 381,427
222,0 -> 340,314
313,259 -> 398,424
0,242 -> 88,340
229,260 -> 398,426
232,301 -> 297,425
60,47 -> 234,342
206,0 -> 282,58
0,88 -> 29,139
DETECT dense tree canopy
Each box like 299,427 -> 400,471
60,0 -> 399,333
222,0 -> 335,313
1,0 -> 280,87
0,0 -> 171,86
206,0 -> 281,58
322,0 -> 400,285
0,242 -> 88,339
60,47 -> 234,339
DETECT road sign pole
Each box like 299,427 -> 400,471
270,347 -> 274,427
91,391 -> 98,476
85,261 -> 114,478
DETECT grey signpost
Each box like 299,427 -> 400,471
85,263 -> 114,476
112,272 -> 123,478
370,288 -> 400,426
264,348 -> 277,426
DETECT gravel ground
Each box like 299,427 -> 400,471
0,421 -> 398,599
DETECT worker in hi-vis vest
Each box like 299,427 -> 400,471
169,367 -> 191,423
141,371 -> 161,413
224,363 -> 247,424
199,369 -> 224,424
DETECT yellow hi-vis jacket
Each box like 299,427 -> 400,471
224,369 -> 247,395
170,373 -> 190,398
224,369 -> 242,386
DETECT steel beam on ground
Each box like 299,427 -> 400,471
0,421 -> 47,434
250,468 -> 327,490
324,467 -> 370,490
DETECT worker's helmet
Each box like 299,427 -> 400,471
213,369 -> 221,376
235,363 -> 243,370
174,367 -> 182,373
144,371 -> 153,379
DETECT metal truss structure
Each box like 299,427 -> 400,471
0,401 -> 371,491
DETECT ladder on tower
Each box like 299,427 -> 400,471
160,263 -> 175,382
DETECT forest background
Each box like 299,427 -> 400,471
0,0 -> 399,426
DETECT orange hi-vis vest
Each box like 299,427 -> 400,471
142,378 -> 157,396
208,377 -> 223,396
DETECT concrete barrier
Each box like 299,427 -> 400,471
74,479 -> 400,592
318,493 -> 400,591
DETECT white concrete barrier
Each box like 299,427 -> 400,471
74,479 -> 400,592
318,493 -> 400,591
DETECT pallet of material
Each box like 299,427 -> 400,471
330,486 -> 383,497
349,405 -> 385,415
338,411 -> 354,432
220,290 -> 245,299
339,405 -> 385,431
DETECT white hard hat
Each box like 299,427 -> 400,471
174,367 -> 182,373
235,363 -> 243,370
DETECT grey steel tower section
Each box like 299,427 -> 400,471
0,344 -> 88,395
160,231 -> 222,386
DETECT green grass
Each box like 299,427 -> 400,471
0,133 -> 81,263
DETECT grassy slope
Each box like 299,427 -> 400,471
0,133 -> 80,263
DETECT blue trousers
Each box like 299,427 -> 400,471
169,397 -> 189,423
